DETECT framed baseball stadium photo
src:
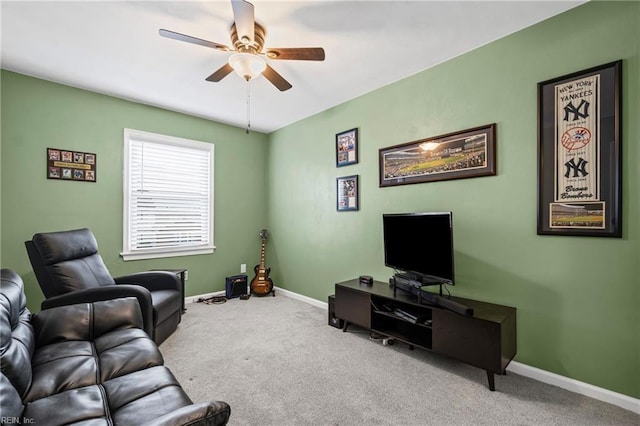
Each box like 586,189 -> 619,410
378,124 -> 496,188
537,60 -> 622,238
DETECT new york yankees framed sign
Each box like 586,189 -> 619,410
537,60 -> 622,237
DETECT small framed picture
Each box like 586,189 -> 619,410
336,128 -> 358,167
47,147 -> 97,183
337,175 -> 359,211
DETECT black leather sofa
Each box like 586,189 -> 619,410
0,268 -> 230,425
25,228 -> 183,345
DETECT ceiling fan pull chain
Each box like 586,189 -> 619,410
246,80 -> 251,134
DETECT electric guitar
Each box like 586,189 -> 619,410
250,229 -> 274,297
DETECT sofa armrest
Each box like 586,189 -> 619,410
40,285 -> 153,337
0,373 -> 25,422
141,401 -> 231,426
114,271 -> 181,293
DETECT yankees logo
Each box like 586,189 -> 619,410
561,127 -> 592,152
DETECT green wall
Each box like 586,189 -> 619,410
1,71 -> 269,311
267,1 -> 639,398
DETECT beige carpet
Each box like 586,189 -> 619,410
160,293 -> 639,425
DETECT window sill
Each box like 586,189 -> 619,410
121,246 -> 215,261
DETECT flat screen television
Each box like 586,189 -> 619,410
383,212 -> 455,285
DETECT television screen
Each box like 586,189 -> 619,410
383,212 -> 455,285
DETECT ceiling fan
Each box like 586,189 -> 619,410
159,0 -> 325,92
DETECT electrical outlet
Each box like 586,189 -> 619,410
240,264 -> 246,273
184,270 -> 188,281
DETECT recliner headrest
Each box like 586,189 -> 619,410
31,228 -> 99,265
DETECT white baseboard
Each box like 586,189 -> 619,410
183,287 -> 639,414
506,361 -> 639,414
273,286 -> 328,309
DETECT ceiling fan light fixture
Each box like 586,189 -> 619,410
228,53 -> 266,81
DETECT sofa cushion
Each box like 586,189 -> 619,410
104,366 -> 193,425
27,341 -> 97,402
23,366 -> 192,426
95,328 -> 164,382
23,384 -> 111,425
25,297 -> 163,403
26,327 -> 163,403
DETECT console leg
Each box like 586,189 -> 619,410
342,322 -> 349,333
486,371 -> 495,391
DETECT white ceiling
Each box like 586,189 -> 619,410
1,1 -> 584,134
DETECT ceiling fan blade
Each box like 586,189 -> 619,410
205,63 -> 234,82
159,29 -> 230,51
265,47 -> 325,61
262,65 -> 292,92
231,0 -> 255,46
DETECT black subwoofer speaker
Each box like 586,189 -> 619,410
328,295 -> 344,329
225,274 -> 248,299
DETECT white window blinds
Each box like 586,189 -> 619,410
122,129 -> 214,260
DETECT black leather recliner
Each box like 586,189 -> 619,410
25,228 -> 182,345
0,268 -> 230,425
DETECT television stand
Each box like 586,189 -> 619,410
333,279 -> 517,391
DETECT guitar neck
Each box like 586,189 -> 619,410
259,240 -> 266,268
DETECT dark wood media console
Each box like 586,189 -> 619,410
334,279 -> 517,390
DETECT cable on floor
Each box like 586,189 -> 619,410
195,295 -> 227,305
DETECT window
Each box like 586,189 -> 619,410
122,128 -> 214,260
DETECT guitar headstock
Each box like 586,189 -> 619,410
259,229 -> 269,241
